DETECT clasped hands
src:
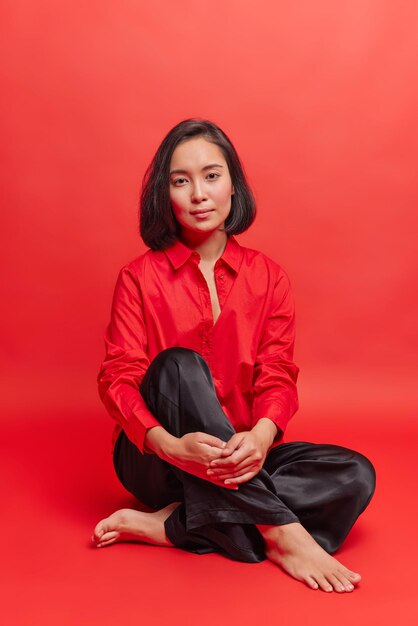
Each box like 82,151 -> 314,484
207,430 -> 269,488
165,419 -> 277,490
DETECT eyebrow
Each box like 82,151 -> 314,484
169,163 -> 224,175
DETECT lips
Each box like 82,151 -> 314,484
190,209 -> 214,216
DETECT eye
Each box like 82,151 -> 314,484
172,177 -> 188,186
206,172 -> 220,181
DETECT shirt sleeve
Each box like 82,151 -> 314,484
251,268 -> 299,437
97,265 -> 160,453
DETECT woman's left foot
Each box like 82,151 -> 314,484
257,522 -> 361,593
92,502 -> 180,548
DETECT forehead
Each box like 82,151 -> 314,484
170,137 -> 226,168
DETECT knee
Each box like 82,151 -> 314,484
149,348 -> 211,384
349,451 -> 376,509
152,347 -> 205,369
323,444 -> 376,510
142,348 -> 213,400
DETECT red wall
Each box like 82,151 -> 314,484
1,1 -> 417,421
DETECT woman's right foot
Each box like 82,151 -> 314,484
257,522 -> 361,593
92,502 -> 180,548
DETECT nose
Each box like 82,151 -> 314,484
191,180 -> 208,203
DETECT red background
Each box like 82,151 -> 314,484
1,1 -> 417,624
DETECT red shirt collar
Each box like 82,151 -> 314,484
164,236 -> 242,274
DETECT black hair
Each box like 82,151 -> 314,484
139,118 -> 256,250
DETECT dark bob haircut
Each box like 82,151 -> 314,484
139,118 -> 256,250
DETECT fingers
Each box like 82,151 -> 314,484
218,433 -> 244,458
207,463 -> 254,480
207,461 -> 260,484
210,445 -> 250,468
210,444 -> 262,470
224,470 -> 257,485
196,433 -> 227,449
208,456 -> 256,475
211,432 -> 265,469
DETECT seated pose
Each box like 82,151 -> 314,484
92,119 -> 376,593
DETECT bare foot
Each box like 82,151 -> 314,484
257,522 -> 361,593
92,502 -> 180,548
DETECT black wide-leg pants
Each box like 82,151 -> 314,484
113,348 -> 376,563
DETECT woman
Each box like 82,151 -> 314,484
92,119 -> 375,593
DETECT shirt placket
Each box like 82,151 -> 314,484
191,253 -> 213,361
214,260 -> 226,310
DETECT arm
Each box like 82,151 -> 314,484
251,268 -> 299,435
98,265 -> 161,454
208,268 -> 299,484
99,265 -> 238,488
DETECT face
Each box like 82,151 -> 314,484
169,137 -> 234,238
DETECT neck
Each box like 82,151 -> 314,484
180,229 -> 228,262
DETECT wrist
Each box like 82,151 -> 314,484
144,426 -> 178,460
252,418 -> 278,450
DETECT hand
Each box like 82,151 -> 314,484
206,419 -> 278,486
165,432 -> 239,490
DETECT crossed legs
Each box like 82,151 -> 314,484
93,348 -> 376,592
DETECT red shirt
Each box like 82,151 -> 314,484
98,236 -> 299,453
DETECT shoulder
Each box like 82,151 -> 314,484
238,241 -> 291,286
111,248 -> 166,296
118,248 -> 165,279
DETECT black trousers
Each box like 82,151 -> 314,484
113,348 -> 376,563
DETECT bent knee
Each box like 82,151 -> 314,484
145,348 -> 214,394
152,348 -> 212,383
350,451 -> 376,507
152,347 -> 206,369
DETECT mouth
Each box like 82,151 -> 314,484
190,209 -> 214,216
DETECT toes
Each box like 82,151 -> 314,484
305,576 -> 319,590
92,510 -> 126,543
327,574 -> 349,593
314,574 -> 334,593
347,571 -> 361,583
92,522 -> 107,543
328,567 -> 358,592
96,531 -> 119,548
339,568 -> 361,585
337,574 -> 355,592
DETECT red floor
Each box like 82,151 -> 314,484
2,409 -> 417,626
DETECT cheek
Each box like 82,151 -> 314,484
217,184 -> 234,207
169,190 -> 186,212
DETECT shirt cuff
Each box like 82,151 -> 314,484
105,384 -> 161,454
252,402 -> 294,440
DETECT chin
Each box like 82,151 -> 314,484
184,221 -> 223,233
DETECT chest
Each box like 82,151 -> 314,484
142,257 -> 271,342
199,262 -> 221,324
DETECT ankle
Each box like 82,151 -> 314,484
258,522 -> 305,545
